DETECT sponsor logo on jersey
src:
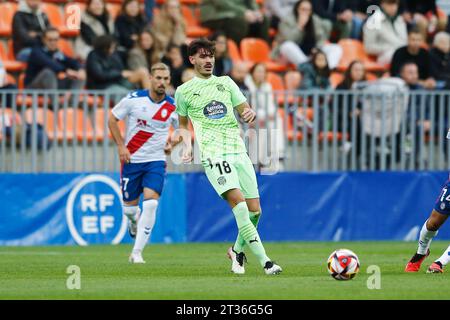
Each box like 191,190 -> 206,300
137,119 -> 147,128
203,100 -> 227,119
216,84 -> 225,92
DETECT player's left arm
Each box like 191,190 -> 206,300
235,101 -> 256,124
227,76 -> 256,124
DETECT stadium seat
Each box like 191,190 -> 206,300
58,108 -> 94,142
337,39 -> 385,73
227,39 -> 241,62
106,3 -> 122,19
41,3 -> 79,37
240,38 -> 291,72
267,72 -> 285,105
330,72 -> 344,88
93,107 -> 125,141
0,2 -> 17,37
5,73 -> 17,86
58,39 -> 74,57
24,108 -> 60,141
181,6 -> 211,38
0,42 -> 26,73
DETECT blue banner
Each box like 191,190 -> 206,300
0,171 -> 449,245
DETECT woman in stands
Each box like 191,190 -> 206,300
273,0 -> 342,69
127,29 -> 163,71
75,0 -> 115,61
244,63 -> 285,170
115,0 -> 147,51
298,49 -> 331,90
209,31 -> 233,77
152,0 -> 186,53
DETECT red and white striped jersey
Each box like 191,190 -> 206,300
111,90 -> 178,163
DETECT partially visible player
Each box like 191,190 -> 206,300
108,63 -> 177,263
426,244 -> 450,273
174,38 -> 282,275
405,130 -> 450,272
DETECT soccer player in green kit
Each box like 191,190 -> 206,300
174,38 -> 282,275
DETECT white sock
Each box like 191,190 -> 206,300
132,199 -> 158,254
417,220 -> 438,255
123,205 -> 139,222
436,245 -> 450,266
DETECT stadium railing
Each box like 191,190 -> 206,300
1,81 -> 450,173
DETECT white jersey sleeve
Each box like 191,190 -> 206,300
111,96 -> 131,120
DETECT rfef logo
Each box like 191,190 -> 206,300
66,174 -> 126,246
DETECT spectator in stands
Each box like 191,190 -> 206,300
244,62 -> 285,168
363,0 -> 407,66
25,28 -> 85,90
312,0 -> 365,40
390,28 -> 435,89
230,61 -> 249,91
430,32 -> 450,89
161,44 -> 186,90
298,49 -> 331,90
0,60 -> 18,108
335,60 -> 366,156
86,35 -> 150,92
75,0 -> 115,61
12,0 -> 51,62
264,0 -> 298,29
115,0 -> 147,51
209,32 -> 233,77
402,0 -> 447,42
200,0 -> 270,44
274,0 -> 343,70
127,29 -> 162,71
152,0 -> 186,52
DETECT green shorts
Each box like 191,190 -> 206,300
202,153 -> 259,199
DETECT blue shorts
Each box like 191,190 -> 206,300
434,180 -> 450,215
120,161 -> 166,202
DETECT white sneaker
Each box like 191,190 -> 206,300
128,208 -> 141,239
264,261 -> 282,275
129,252 -> 146,264
227,247 -> 246,274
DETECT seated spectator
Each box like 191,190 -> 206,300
127,29 -> 163,71
390,28 -> 435,89
162,44 -> 187,90
273,0 -> 343,69
298,49 -> 331,90
312,0 -> 365,40
152,0 -> 187,52
363,0 -> 407,66
244,62 -> 285,167
12,0 -> 51,62
200,0 -> 270,44
0,61 -> 18,108
264,0 -> 298,29
86,35 -> 150,92
115,0 -> 147,51
209,32 -> 233,76
75,0 -> 115,61
25,28 -> 85,90
402,0 -> 447,42
430,32 -> 450,89
230,61 -> 250,91
335,60 -> 366,157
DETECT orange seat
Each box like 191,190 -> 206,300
240,38 -> 290,72
227,39 -> 241,61
93,107 -> 126,141
5,73 -> 17,86
41,3 -> 79,37
24,108 -> 60,140
0,2 -> 17,37
182,6 -> 210,38
267,72 -> 286,105
0,42 -> 26,73
330,72 -> 344,88
337,39 -> 386,72
106,3 -> 122,19
58,39 -> 74,57
58,108 -> 94,142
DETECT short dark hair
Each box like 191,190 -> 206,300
43,27 -> 59,37
187,38 -> 216,57
408,26 -> 422,36
93,35 -> 117,55
400,61 -> 418,74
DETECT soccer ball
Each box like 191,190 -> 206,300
327,249 -> 360,280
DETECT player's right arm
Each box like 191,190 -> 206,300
174,88 -> 193,163
108,97 -> 131,164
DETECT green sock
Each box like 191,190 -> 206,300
232,202 -> 269,267
233,211 -> 261,253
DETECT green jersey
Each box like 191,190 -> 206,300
175,75 -> 248,160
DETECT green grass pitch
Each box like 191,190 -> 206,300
0,241 -> 449,300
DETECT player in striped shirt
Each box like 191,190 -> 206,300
108,63 -> 178,263
174,38 -> 282,275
